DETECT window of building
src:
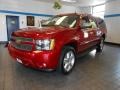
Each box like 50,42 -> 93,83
92,4 -> 105,19
27,16 -> 35,26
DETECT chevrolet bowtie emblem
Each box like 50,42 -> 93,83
16,39 -> 21,44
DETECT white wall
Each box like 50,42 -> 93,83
0,14 -> 7,41
0,0 -> 78,15
77,6 -> 92,14
0,0 -> 78,41
105,0 -> 120,44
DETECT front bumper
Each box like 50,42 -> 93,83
8,44 -> 59,70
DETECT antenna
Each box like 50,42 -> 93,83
75,9 -> 77,14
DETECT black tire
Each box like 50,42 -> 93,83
58,46 -> 76,75
96,37 -> 105,52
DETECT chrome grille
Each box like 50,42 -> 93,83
11,36 -> 33,51
11,42 -> 33,51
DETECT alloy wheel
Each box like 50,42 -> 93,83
63,51 -> 75,72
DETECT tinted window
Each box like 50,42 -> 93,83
99,20 -> 106,29
96,18 -> 106,29
80,16 -> 97,29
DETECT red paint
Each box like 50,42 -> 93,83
8,13 -> 107,70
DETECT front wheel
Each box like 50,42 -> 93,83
58,46 -> 76,75
96,37 -> 105,52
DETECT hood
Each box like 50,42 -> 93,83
13,27 -> 67,39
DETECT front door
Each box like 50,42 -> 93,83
78,16 -> 93,52
6,16 -> 19,41
79,29 -> 93,52
78,16 -> 98,52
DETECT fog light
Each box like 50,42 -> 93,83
16,58 -> 22,64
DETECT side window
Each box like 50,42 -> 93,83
89,19 -> 97,29
80,16 -> 91,29
80,16 -> 97,29
98,19 -> 106,29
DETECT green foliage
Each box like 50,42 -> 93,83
53,0 -> 62,10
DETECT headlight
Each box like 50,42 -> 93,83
35,39 -> 55,50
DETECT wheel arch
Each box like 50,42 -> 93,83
63,41 -> 78,53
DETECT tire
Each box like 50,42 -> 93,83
96,37 -> 105,52
58,46 -> 76,75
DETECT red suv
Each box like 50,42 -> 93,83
8,13 -> 107,74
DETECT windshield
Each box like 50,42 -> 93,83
41,15 -> 78,28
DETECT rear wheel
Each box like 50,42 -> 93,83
58,46 -> 76,75
96,37 -> 105,52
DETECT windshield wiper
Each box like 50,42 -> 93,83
55,24 -> 68,28
42,24 -> 68,28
